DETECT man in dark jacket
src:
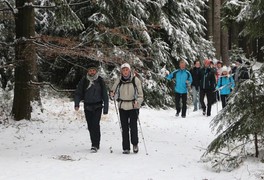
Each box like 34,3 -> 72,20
233,59 -> 250,84
74,62 -> 109,153
190,60 -> 201,111
199,59 -> 216,116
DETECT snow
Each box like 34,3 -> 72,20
1,94 -> 264,180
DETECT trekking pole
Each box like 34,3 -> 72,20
136,110 -> 149,155
216,91 -> 219,113
113,98 -> 122,135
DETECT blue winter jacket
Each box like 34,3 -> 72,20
216,76 -> 235,95
166,69 -> 192,94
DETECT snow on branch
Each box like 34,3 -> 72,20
0,0 -> 17,14
0,63 -> 15,69
29,81 -> 75,92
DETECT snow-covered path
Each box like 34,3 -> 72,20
0,97 -> 263,180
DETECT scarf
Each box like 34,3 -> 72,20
121,73 -> 131,82
86,73 -> 99,89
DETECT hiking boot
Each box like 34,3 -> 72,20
123,150 -> 130,154
193,108 -> 197,112
175,113 -> 179,117
90,147 -> 98,153
202,108 -> 206,116
182,116 -> 186,118
133,145 -> 139,153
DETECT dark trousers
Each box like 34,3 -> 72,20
175,93 -> 187,117
119,109 -> 139,150
200,89 -> 213,116
84,108 -> 102,149
220,95 -> 228,108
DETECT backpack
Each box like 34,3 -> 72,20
115,76 -> 138,102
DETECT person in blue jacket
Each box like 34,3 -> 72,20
166,60 -> 192,118
216,66 -> 235,108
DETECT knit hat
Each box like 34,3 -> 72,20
121,63 -> 131,70
221,66 -> 228,73
204,59 -> 211,66
217,60 -> 223,64
87,62 -> 99,70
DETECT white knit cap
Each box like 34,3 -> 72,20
221,66 -> 228,72
121,63 -> 131,70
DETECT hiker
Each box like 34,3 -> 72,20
190,60 -> 201,111
216,66 -> 235,108
166,59 -> 193,118
199,59 -> 216,117
215,60 -> 223,101
110,63 -> 144,154
74,62 -> 109,153
233,59 -> 250,83
216,60 -> 223,81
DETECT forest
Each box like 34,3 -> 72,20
0,0 -> 264,179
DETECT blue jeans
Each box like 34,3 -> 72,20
192,86 -> 200,110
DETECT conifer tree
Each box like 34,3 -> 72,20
204,64 -> 264,160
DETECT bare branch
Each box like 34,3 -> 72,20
29,81 -> 75,92
58,56 -> 87,70
0,64 -> 15,69
32,5 -> 56,9
69,0 -> 90,6
0,41 -> 15,46
0,0 -> 16,15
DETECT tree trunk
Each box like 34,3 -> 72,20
206,0 -> 213,39
257,38 -> 264,62
213,0 -> 221,59
12,0 -> 40,120
221,0 -> 229,65
254,133 -> 259,158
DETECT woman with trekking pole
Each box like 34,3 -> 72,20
110,63 -> 144,154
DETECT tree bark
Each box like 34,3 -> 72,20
213,0 -> 221,59
257,38 -> 264,62
221,0 -> 229,65
12,0 -> 40,120
206,0 -> 213,39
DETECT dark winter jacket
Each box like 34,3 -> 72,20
234,66 -> 250,82
74,76 -> 109,114
199,67 -> 216,90
190,67 -> 201,90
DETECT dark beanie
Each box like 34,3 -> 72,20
87,61 -> 99,70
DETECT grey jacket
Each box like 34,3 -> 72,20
111,75 -> 143,110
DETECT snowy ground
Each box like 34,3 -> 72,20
1,95 -> 264,180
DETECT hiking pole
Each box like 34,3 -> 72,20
216,91 -> 219,113
113,98 -> 122,135
136,110 -> 149,155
